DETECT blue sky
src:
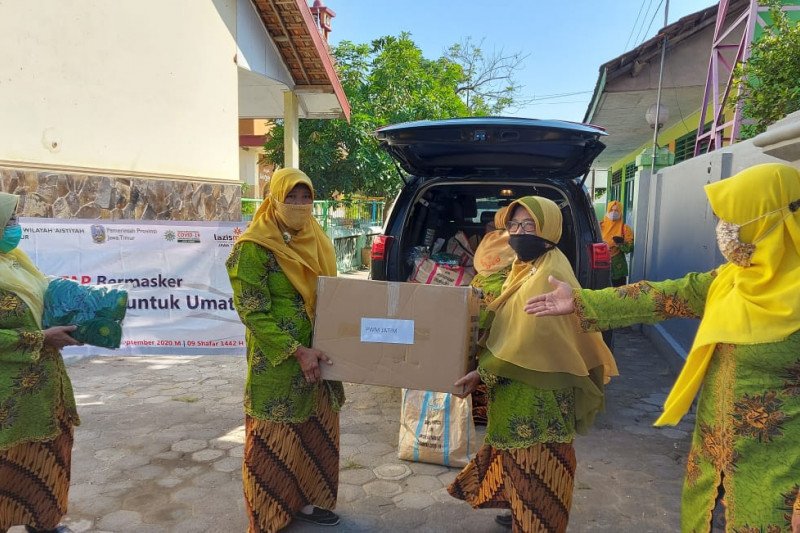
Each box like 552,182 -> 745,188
327,0 -> 717,122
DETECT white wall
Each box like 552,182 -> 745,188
238,147 -> 260,194
629,112 -> 800,365
235,0 -> 293,87
0,0 -> 240,181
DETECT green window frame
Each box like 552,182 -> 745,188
609,169 -> 623,201
674,130 -> 696,163
675,122 -> 713,163
624,162 -> 635,211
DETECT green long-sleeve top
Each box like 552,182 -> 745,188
0,288 -> 79,450
609,225 -> 634,281
470,267 -> 512,332
574,271 -> 800,533
470,266 -> 578,449
226,241 -> 344,422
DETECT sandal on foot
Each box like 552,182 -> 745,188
295,507 -> 340,526
495,513 -> 512,528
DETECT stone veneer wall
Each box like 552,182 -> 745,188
0,166 -> 242,221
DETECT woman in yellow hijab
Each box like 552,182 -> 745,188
526,163 -> 800,533
226,168 -> 344,531
600,200 -> 634,286
0,192 -> 82,533
448,196 -> 618,533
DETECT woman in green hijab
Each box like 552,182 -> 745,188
0,192 -> 81,533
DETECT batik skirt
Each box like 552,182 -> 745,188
243,388 -> 340,533
0,409 -> 74,531
448,442 -> 576,533
471,383 -> 489,426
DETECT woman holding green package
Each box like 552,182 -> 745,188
0,192 -> 81,533
526,163 -> 800,532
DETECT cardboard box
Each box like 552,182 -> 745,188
313,277 -> 479,394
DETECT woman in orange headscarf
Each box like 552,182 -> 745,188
469,207 -> 516,425
227,168 -> 344,531
601,200 -> 634,286
526,163 -> 800,533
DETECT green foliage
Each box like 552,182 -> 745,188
733,1 -> 800,138
241,183 -> 256,216
263,33 -> 523,198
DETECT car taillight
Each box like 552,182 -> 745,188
371,235 -> 394,261
590,243 -> 611,269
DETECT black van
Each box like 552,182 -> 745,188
369,117 -> 613,300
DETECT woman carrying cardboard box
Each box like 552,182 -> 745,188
448,196 -> 618,532
227,168 -> 345,531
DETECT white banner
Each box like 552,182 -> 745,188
19,218 -> 247,356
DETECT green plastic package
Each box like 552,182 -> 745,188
42,277 -> 128,349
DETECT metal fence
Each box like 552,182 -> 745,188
241,198 -> 385,230
240,198 -> 385,272
312,199 -> 385,231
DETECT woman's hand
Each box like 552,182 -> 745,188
523,275 -> 575,316
294,346 -> 332,384
453,370 -> 481,398
42,325 -> 82,349
792,506 -> 799,533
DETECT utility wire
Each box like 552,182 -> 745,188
624,0 -> 650,51
530,90 -> 593,101
639,0 -> 667,47
632,0 -> 656,48
528,100 -> 588,106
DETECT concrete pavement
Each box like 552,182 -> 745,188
10,273 -> 695,533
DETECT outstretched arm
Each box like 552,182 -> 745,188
525,271 -> 716,332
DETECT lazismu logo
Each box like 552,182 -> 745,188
213,234 -> 236,241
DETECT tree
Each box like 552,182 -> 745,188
733,0 -> 800,138
263,33 -> 525,198
445,37 -> 530,115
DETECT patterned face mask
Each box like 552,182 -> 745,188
715,220 -> 755,267
715,199 -> 800,267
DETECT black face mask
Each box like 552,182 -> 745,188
508,234 -> 557,262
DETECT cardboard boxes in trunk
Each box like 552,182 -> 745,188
313,277 -> 479,394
